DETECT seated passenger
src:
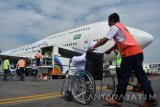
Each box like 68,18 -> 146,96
30,64 -> 39,80
71,41 -> 97,70
67,41 -> 97,91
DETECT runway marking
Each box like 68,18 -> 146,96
1,77 -> 159,105
0,86 -> 107,105
0,92 -> 61,105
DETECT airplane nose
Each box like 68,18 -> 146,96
129,27 -> 154,49
143,32 -> 154,48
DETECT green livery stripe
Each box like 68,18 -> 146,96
54,65 -> 61,73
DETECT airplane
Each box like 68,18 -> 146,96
0,21 -> 154,76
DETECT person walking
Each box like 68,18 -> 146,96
17,57 -> 26,81
114,49 -> 121,82
144,66 -> 149,76
89,13 -> 157,107
35,50 -> 41,66
3,57 -> 10,81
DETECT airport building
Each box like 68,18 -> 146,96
108,61 -> 160,76
143,63 -> 160,75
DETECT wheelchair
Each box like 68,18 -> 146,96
8,68 -> 17,80
29,68 -> 39,81
61,51 -> 116,105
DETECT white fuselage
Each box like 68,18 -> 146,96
1,21 -> 153,62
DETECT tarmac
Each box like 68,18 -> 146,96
0,75 -> 159,107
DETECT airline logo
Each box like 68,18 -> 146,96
74,34 -> 81,40
53,56 -> 63,75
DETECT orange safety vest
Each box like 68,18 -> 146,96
36,53 -> 41,59
18,59 -> 26,67
114,22 -> 142,57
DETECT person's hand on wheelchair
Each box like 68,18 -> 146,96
88,46 -> 95,52
105,50 -> 111,54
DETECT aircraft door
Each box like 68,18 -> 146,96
84,35 -> 90,51
40,46 -> 53,66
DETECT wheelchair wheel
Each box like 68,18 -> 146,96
99,70 -> 115,99
60,71 -> 75,96
60,73 -> 69,95
71,70 -> 96,105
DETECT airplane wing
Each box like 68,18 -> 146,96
0,45 -> 84,66
58,47 -> 82,58
0,54 -> 30,65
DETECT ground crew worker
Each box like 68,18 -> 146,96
89,13 -> 157,107
17,57 -> 26,81
35,50 -> 41,66
144,66 -> 148,76
3,57 -> 10,81
114,49 -> 121,82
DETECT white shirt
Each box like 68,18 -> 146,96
71,41 -> 97,71
105,25 -> 125,42
71,54 -> 86,70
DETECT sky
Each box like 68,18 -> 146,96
0,0 -> 160,63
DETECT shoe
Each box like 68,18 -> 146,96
132,86 -> 143,93
136,90 -> 144,93
139,100 -> 158,107
21,79 -> 25,81
3,78 -> 8,81
104,97 -> 122,106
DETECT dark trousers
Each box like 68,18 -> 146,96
130,71 -> 135,82
116,67 -> 121,82
3,69 -> 9,80
114,53 -> 155,102
19,67 -> 25,80
36,58 -> 40,66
